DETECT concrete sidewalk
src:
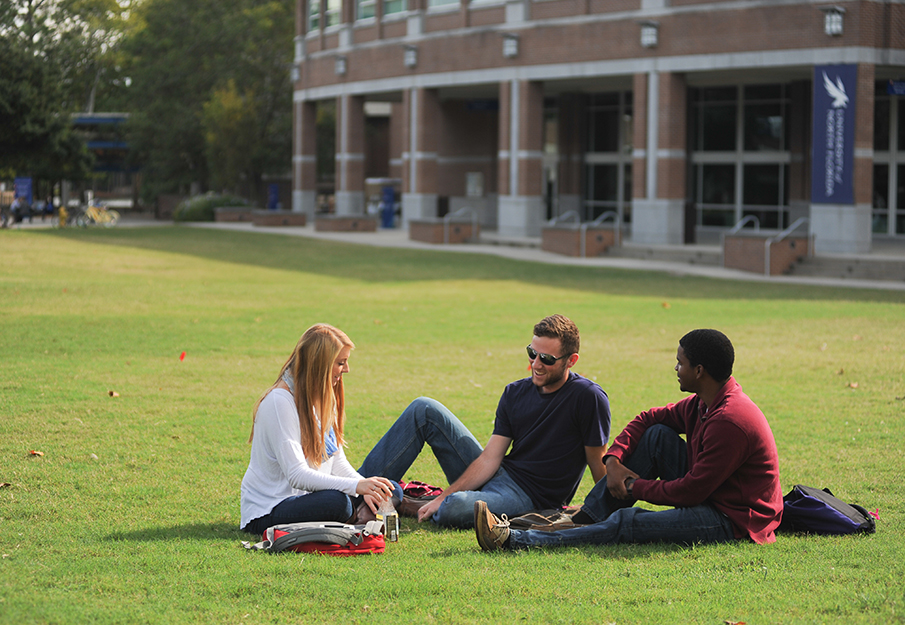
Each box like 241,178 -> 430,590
187,220 -> 905,292
9,213 -> 905,291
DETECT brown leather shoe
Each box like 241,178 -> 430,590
474,500 -> 510,551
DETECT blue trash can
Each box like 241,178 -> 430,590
380,186 -> 395,228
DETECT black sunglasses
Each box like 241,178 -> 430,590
526,345 -> 569,366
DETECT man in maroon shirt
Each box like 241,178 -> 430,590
475,329 -> 783,551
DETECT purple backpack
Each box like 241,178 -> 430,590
779,484 -> 876,535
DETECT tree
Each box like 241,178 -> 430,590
122,0 -> 294,203
0,0 -> 129,180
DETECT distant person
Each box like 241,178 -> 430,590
359,314 -> 611,529
240,324 -> 399,535
475,329 -> 783,551
42,196 -> 54,221
10,196 -> 28,223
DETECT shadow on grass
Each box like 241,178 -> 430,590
104,522 -> 243,542
34,226 -> 903,302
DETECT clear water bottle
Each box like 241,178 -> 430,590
376,499 -> 399,542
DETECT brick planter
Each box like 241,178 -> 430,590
314,214 -> 378,232
723,233 -> 810,275
409,219 -> 479,244
252,209 -> 307,227
215,207 -> 254,222
541,225 -> 620,257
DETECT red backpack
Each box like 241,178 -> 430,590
243,520 -> 385,556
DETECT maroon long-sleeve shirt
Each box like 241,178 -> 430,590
607,377 -> 783,544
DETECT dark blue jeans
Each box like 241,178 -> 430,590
242,489 -> 355,535
508,424 -> 736,549
358,397 -> 535,528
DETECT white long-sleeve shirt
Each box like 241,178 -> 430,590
240,388 -> 363,529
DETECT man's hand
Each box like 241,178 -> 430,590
605,456 -> 640,500
416,496 -> 443,522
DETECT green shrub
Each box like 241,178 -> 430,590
172,192 -> 249,222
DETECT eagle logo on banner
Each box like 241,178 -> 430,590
823,72 -> 849,109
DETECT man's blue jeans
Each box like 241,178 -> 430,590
358,397 -> 535,528
508,424 -> 736,549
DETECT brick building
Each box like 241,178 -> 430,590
291,0 -> 905,253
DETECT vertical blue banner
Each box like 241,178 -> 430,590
14,177 -> 33,206
811,64 -> 857,205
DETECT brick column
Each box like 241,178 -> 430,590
401,87 -> 440,224
853,63 -> 875,208
292,99 -> 318,217
335,94 -> 366,215
631,71 -> 687,245
497,79 -> 545,237
557,93 -> 584,217
787,80 -> 811,225
497,80 -> 512,198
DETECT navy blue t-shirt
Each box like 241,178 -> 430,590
494,372 -> 611,509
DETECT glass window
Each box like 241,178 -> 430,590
743,164 -> 780,206
325,0 -> 341,27
873,211 -> 889,234
591,109 -> 619,153
428,0 -> 457,7
357,0 -> 375,19
744,84 -> 782,101
701,164 -> 735,205
308,0 -> 320,31
899,100 -> 905,152
592,93 -> 619,107
898,164 -> 905,213
874,97 -> 890,152
700,209 -> 735,227
744,102 -> 784,151
544,110 -> 558,156
697,87 -> 736,103
700,105 -> 736,151
384,0 -> 405,14
874,164 -> 889,209
590,165 -> 618,202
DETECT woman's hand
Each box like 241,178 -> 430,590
357,476 -> 395,512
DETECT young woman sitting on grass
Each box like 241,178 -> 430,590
240,323 -> 399,535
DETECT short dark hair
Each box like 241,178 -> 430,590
679,329 -> 734,382
533,314 -> 579,357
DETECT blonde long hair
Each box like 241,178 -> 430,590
249,324 -> 354,467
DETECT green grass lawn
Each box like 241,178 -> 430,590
1,226 -> 903,624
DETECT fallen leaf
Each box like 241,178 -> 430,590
179,351 -> 186,361
661,302 -> 671,309
847,382 -> 859,389
0,483 -> 11,489
837,368 -> 844,375
89,454 -> 98,460
373,319 -> 383,325
29,450 -> 44,457
108,390 -> 120,397
853,334 -> 862,341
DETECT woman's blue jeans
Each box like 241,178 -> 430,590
508,424 -> 736,549
358,397 -> 535,528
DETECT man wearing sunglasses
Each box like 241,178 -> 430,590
358,314 -> 611,529
474,328 -> 783,551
